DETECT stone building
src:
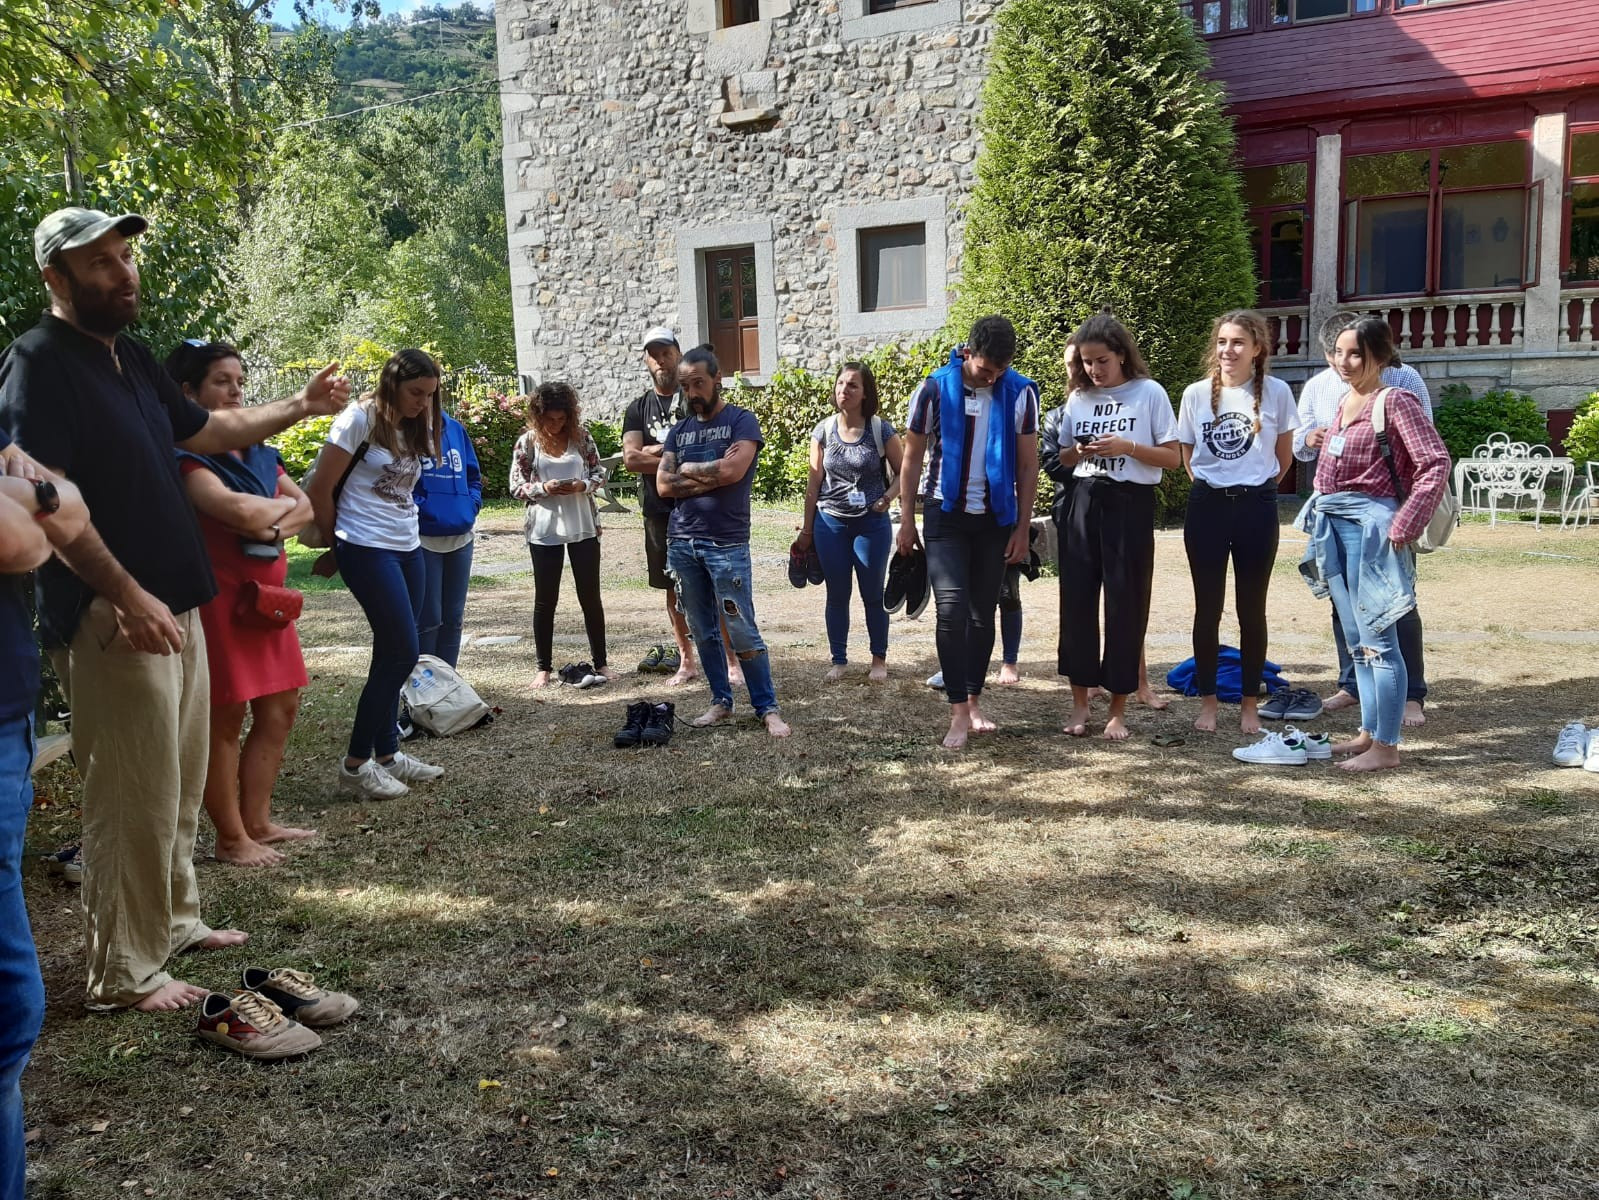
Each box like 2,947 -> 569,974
496,0 -> 1599,427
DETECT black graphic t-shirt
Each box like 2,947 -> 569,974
622,388 -> 683,519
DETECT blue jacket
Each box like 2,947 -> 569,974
1295,491 -> 1416,636
932,349 -> 1034,528
415,414 -> 482,538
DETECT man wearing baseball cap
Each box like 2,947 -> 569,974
0,207 -> 350,1014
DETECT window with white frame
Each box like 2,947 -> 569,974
840,0 -> 960,41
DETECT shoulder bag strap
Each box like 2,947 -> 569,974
1371,387 -> 1408,502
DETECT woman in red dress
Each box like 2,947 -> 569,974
165,342 -> 315,866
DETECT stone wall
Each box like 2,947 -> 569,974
495,0 -> 997,416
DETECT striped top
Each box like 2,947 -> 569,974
905,375 -> 1040,516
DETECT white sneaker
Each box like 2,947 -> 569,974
926,671 -> 944,690
1232,731 -> 1309,765
1553,721 -> 1588,767
1282,725 -> 1333,761
1585,727 -> 1599,774
337,759 -> 409,800
380,751 -> 444,783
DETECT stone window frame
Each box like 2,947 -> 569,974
676,219 -> 779,384
835,197 -> 949,339
840,0 -> 962,42
686,0 -> 792,34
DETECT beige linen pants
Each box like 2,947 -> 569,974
52,597 -> 212,1009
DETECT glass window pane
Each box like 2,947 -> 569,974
1272,0 -> 1290,24
715,257 -> 732,285
1354,196 -> 1429,295
1294,0 -> 1349,20
1346,150 -> 1430,198
1266,211 -> 1307,302
1243,162 -> 1309,207
1571,131 -> 1599,179
1230,0 -> 1250,29
1202,2 -> 1221,33
740,258 -> 758,318
1355,0 -> 1377,9
1567,181 -> 1599,283
1440,189 -> 1525,291
1439,141 -> 1526,190
860,224 -> 927,312
717,287 -> 735,321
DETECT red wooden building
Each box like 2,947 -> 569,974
1186,0 -> 1599,419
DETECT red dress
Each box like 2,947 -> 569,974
180,460 -> 310,707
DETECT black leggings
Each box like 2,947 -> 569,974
530,537 -> 607,671
1059,478 -> 1156,696
1183,480 -> 1279,698
924,506 -> 1010,705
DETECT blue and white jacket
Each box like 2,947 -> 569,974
415,414 -> 482,538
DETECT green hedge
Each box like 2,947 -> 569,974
1433,383 -> 1549,461
1563,392 -> 1599,467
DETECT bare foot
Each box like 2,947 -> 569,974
214,837 -> 284,868
1063,705 -> 1090,737
1331,731 -> 1373,759
824,664 -> 848,682
1239,701 -> 1262,736
1135,686 -> 1170,711
1090,686 -> 1111,702
997,663 -> 1021,686
942,708 -> 972,750
868,658 -> 888,682
1403,700 -> 1426,728
692,704 -> 733,728
967,699 -> 997,735
1193,698 -> 1219,733
1339,742 -> 1402,772
254,823 -> 317,844
666,665 -> 699,688
763,713 -> 791,738
531,669 -> 552,690
1323,689 -> 1358,712
133,980 -> 209,1012
1102,715 -> 1131,742
197,929 -> 250,950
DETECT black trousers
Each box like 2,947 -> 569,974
924,506 -> 1011,705
529,537 -> 607,671
1184,480 -> 1279,697
1058,478 -> 1156,696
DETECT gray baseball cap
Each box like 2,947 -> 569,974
34,208 -> 149,270
641,325 -> 679,351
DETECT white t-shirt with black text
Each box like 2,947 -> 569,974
1176,376 -> 1299,488
1064,378 -> 1178,486
327,403 -> 422,552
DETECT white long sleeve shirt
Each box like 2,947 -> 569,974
1293,363 -> 1433,462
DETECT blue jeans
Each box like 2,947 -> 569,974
0,718 -> 40,1200
418,541 -> 474,668
999,566 -> 1023,666
1327,514 -> 1407,745
666,538 -> 778,716
1334,602 -> 1426,704
813,510 -> 891,664
335,541 -> 425,761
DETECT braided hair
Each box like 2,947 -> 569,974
1204,309 -> 1273,434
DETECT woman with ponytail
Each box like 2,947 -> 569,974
1176,311 -> 1299,734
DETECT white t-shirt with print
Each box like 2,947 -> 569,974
1065,378 -> 1178,486
1176,375 -> 1299,488
327,403 -> 422,552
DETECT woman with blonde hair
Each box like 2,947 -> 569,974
307,348 -> 446,800
510,382 -> 610,689
1176,310 -> 1299,734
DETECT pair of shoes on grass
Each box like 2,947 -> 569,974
1233,726 -> 1333,766
558,661 -> 607,689
196,967 -> 359,1060
336,751 -> 444,801
1259,687 -> 1323,721
41,843 -> 82,885
1552,721 -> 1599,771
637,644 -> 682,675
614,701 -> 676,748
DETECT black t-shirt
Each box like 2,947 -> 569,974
0,313 -> 216,647
0,428 -> 37,722
621,387 -> 683,520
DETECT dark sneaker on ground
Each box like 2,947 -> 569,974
196,990 -> 322,1060
658,649 -> 681,674
1260,687 -> 1321,721
43,843 -> 83,885
614,701 -> 651,748
241,967 -> 359,1028
638,644 -> 666,673
642,702 -> 676,747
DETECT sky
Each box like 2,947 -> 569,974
292,0 -> 492,30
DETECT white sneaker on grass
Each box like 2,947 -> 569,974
926,671 -> 944,690
337,759 -> 409,800
1281,725 -> 1332,761
380,751 -> 444,783
1553,721 -> 1588,767
1585,727 -> 1599,774
1232,730 -> 1309,765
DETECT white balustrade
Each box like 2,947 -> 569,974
1373,294 -> 1524,353
1265,308 -> 1310,362
1559,290 -> 1599,350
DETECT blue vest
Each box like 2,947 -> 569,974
933,349 -> 1034,528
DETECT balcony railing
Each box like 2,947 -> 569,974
1266,308 -> 1310,363
1560,290 -> 1599,351
1374,293 -> 1524,353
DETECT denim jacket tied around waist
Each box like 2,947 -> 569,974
1294,490 -> 1416,636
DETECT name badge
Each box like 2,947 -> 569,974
964,392 -> 982,417
1326,434 -> 1347,457
846,489 -> 866,509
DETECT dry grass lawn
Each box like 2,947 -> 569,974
19,501 -> 1599,1200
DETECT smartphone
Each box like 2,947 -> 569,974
1075,433 -> 1096,446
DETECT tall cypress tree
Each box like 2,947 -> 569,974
953,0 -> 1255,452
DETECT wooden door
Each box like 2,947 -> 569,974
705,247 -> 760,376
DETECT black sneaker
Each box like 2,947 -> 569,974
903,547 -> 930,620
614,701 -> 651,748
804,546 -> 825,586
788,545 -> 809,588
658,648 -> 682,674
884,552 -> 913,613
641,702 -> 676,747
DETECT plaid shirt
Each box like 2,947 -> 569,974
1313,387 -> 1451,545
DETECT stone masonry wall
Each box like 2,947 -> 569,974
495,0 -> 998,417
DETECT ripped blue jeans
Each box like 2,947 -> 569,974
1327,513 -> 1408,746
666,538 -> 779,717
